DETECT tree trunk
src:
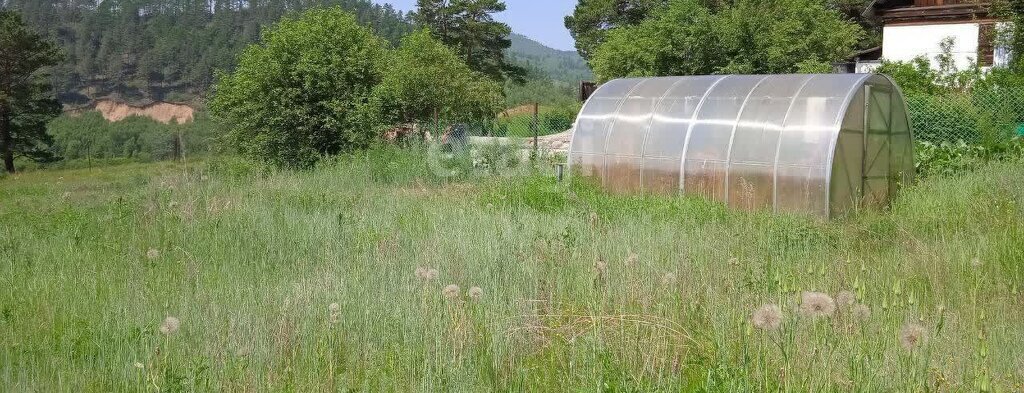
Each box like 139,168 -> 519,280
0,104 -> 14,173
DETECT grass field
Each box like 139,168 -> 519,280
1,147 -> 1023,391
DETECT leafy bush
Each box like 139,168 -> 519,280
209,7 -> 389,169
915,138 -> 1024,177
542,105 -> 579,133
374,29 -> 504,124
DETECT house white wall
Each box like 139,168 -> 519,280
882,23 -> 982,70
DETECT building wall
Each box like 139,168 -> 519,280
882,23 -> 981,70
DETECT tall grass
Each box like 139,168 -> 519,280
1,146 -> 1022,391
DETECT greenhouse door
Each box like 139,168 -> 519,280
862,85 -> 892,208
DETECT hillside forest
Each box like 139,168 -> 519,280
2,0 -> 591,107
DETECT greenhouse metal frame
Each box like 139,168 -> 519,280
568,74 -> 915,218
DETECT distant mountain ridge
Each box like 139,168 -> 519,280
508,33 -> 592,83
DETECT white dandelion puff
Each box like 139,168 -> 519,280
442,284 -> 460,299
159,316 -> 180,335
752,304 -> 783,331
800,291 -> 836,318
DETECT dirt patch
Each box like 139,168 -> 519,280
94,100 -> 194,124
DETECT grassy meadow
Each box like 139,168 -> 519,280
1,147 -> 1023,391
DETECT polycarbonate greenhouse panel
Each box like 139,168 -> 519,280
568,74 -> 916,218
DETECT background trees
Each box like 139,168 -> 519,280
210,8 -> 507,168
413,0 -> 526,83
374,29 -> 504,124
564,0 -> 667,62
0,10 -> 63,173
587,0 -> 864,81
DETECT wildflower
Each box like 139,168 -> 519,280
328,302 -> 342,324
146,248 -> 160,260
799,291 -> 836,318
443,284 -> 460,299
133,362 -> 144,369
852,304 -> 871,320
971,257 -> 983,268
728,257 -> 739,267
159,316 -> 180,335
661,272 -> 678,286
468,286 -> 483,300
752,304 -> 783,331
415,266 -> 439,281
624,253 -> 638,267
899,322 -> 927,350
836,290 -> 856,308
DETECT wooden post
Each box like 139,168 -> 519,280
532,102 -> 539,156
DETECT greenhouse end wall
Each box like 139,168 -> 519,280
567,74 -> 915,218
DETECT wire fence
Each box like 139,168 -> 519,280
905,88 -> 1024,144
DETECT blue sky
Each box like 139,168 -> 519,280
372,0 -> 578,51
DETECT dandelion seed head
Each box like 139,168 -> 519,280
159,316 -> 180,335
468,286 -> 483,300
328,303 -> 340,313
752,304 -> 783,331
415,266 -> 439,281
800,291 -> 836,318
900,322 -> 927,350
442,284 -> 460,299
971,257 -> 983,268
836,290 -> 856,308
146,248 -> 160,260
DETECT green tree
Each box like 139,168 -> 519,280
208,7 -> 388,168
589,0 -> 864,81
413,0 -> 526,83
374,29 -> 503,124
564,0 -> 667,62
0,10 -> 63,173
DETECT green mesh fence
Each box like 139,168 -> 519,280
906,87 -> 1024,144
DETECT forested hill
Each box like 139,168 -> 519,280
4,0 -> 412,106
510,33 -> 592,83
3,0 -> 590,107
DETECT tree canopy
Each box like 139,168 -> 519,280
589,0 -> 865,81
413,0 -> 526,83
564,0 -> 667,62
0,10 -> 63,172
375,29 -> 504,124
210,8 -> 506,168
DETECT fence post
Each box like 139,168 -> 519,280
532,102 -> 539,156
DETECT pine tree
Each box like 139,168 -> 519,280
0,9 -> 63,172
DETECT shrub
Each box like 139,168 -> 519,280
542,105 -> 578,133
209,7 -> 388,169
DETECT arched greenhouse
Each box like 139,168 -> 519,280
567,74 -> 915,218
